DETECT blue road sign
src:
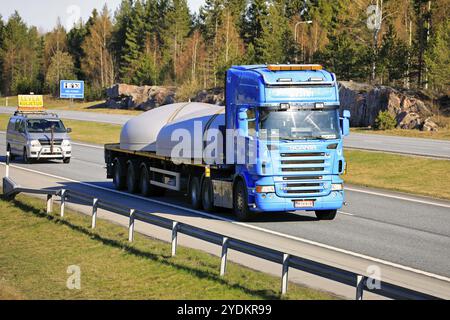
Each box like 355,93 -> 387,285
60,80 -> 85,99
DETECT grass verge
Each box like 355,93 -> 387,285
351,126 -> 450,141
0,95 -> 141,116
345,150 -> 450,200
0,193 -> 335,300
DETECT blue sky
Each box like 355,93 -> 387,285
0,0 -> 205,32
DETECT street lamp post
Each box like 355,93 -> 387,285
294,20 -> 313,63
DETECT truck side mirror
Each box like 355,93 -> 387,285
341,110 -> 351,137
238,110 -> 249,137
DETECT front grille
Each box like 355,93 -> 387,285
286,183 -> 321,188
280,152 -> 325,157
281,159 -> 324,165
283,176 -> 323,181
282,167 -> 324,172
39,139 -> 63,146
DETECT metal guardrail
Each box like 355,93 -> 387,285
1,152 -> 443,300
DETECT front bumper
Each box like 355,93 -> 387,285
28,146 -> 72,159
252,190 -> 344,212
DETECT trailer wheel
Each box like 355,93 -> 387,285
126,161 -> 139,194
139,164 -> 165,197
315,210 -> 337,221
189,176 -> 202,209
113,158 -> 126,190
233,179 -> 253,222
201,178 -> 215,212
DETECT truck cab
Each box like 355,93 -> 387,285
226,65 -> 350,221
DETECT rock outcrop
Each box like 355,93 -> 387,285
190,87 -> 225,105
339,81 -> 438,131
106,84 -> 176,111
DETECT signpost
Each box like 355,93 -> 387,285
60,80 -> 85,103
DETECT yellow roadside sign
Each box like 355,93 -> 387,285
18,95 -> 44,112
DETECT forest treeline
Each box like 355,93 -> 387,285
0,0 -> 448,100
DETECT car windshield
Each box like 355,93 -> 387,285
259,109 -> 340,140
26,119 -> 67,133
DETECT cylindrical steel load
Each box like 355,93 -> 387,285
120,102 -> 225,162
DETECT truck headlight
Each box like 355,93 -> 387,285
29,140 -> 41,147
62,140 -> 71,147
331,183 -> 344,191
256,186 -> 275,193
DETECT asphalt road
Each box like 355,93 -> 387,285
1,106 -> 449,158
1,132 -> 449,281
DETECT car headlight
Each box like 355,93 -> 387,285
29,140 -> 41,147
62,140 -> 71,147
331,183 -> 344,191
256,186 -> 275,193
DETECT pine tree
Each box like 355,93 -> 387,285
67,19 -> 88,79
164,0 -> 192,84
424,19 -> 450,92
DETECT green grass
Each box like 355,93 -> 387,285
0,194 -> 335,300
0,95 -> 141,116
345,150 -> 450,200
0,114 -> 122,145
351,125 -> 450,141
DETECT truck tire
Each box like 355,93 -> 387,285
139,164 -> 165,197
126,161 -> 139,194
201,178 -> 215,212
315,210 -> 337,221
233,179 -> 253,222
189,176 -> 202,210
113,158 -> 126,190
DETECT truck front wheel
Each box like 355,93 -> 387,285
315,210 -> 338,221
233,180 -> 253,222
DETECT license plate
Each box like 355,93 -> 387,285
294,200 -> 315,208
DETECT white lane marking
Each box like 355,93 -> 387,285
346,187 -> 450,209
2,162 -> 450,283
338,211 -> 354,216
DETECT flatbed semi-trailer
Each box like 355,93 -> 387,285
104,65 -> 351,221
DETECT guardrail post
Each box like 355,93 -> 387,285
46,194 -> 53,214
60,189 -> 66,218
356,275 -> 366,300
220,237 -> 229,277
171,222 -> 179,257
91,198 -> 98,229
5,151 -> 10,178
281,253 -> 290,295
128,209 -> 135,242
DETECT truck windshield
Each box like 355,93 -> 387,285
259,109 -> 340,140
26,119 -> 67,133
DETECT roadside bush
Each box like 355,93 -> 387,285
374,111 -> 397,130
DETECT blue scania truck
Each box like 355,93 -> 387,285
105,64 -> 350,221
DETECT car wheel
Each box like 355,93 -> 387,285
23,148 -> 32,164
7,145 -> 15,161
63,158 -> 71,164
